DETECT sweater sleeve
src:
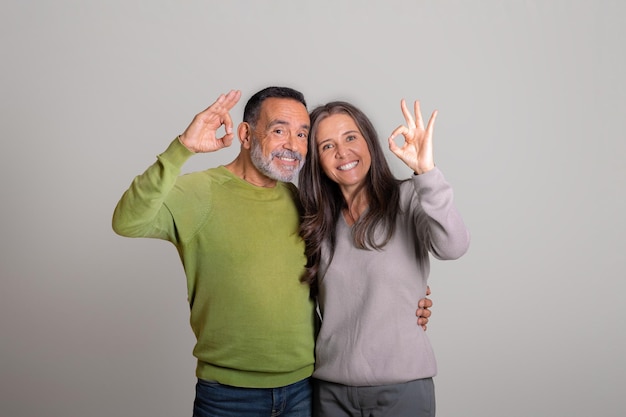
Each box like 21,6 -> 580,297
111,137 -> 194,242
411,167 -> 470,260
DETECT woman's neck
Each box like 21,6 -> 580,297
342,189 -> 369,226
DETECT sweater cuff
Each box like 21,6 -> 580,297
412,166 -> 442,185
158,136 -> 195,166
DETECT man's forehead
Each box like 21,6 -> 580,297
260,98 -> 310,126
261,97 -> 307,113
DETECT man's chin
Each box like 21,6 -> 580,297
270,165 -> 301,182
272,172 -> 297,183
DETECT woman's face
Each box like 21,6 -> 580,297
315,113 -> 371,192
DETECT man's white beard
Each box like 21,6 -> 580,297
250,137 -> 303,183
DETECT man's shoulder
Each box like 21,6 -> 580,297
177,166 -> 232,186
279,181 -> 298,193
278,181 -> 300,202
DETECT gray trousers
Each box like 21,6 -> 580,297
313,377 -> 435,417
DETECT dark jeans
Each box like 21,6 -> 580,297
193,377 -> 312,417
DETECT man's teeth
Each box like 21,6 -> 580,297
338,161 -> 358,171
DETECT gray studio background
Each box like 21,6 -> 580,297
1,1 -> 624,416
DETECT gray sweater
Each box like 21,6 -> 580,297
313,167 -> 470,386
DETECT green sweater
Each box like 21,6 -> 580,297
112,138 -> 315,388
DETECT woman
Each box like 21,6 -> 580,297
298,99 -> 470,417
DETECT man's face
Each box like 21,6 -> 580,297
249,98 -> 310,182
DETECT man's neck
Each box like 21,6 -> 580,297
225,154 -> 277,188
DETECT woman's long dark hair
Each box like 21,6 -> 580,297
298,101 -> 401,289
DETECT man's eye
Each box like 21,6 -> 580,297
298,132 -> 309,139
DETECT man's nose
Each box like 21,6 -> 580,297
283,132 -> 301,151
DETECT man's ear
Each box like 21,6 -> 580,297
238,122 -> 252,149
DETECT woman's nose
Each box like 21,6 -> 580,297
335,144 -> 347,158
